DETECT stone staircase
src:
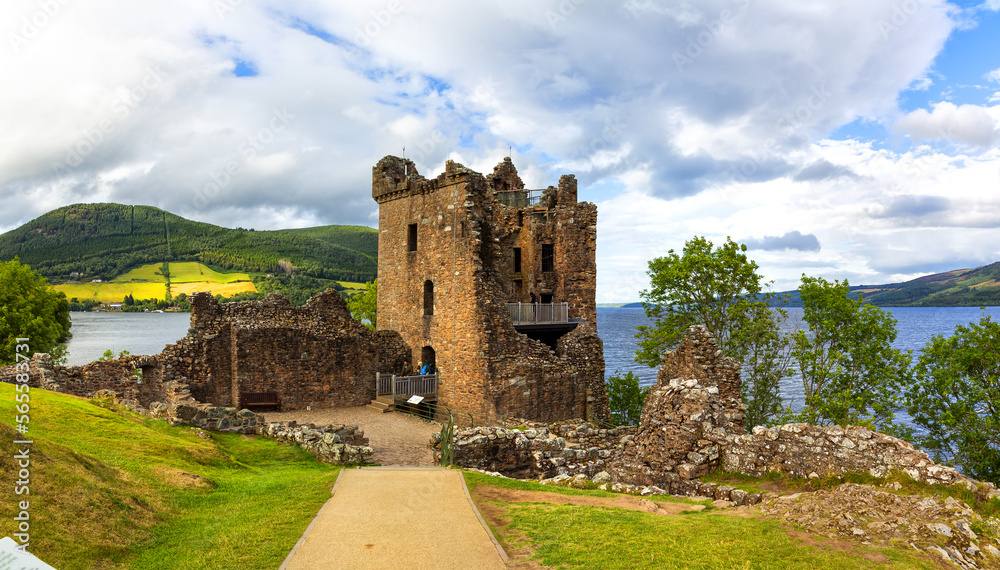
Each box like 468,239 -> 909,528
366,395 -> 394,413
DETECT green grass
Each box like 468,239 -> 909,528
0,383 -> 338,568
502,503 -> 937,569
463,471 -> 709,507
702,469 -> 1000,519
467,471 -> 940,568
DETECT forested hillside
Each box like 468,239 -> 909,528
0,203 -> 377,282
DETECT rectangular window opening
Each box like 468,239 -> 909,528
407,224 -> 418,252
513,248 -> 522,273
541,243 -> 554,272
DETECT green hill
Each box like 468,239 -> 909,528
850,262 -> 1000,307
0,203 -> 378,282
766,263 -> 1000,307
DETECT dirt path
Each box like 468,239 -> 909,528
263,407 -> 441,466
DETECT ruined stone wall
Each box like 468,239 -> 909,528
373,156 -> 608,423
611,325 -> 971,490
720,423 -> 965,486
484,321 -> 607,423
487,160 -> 598,328
0,353 -> 168,408
165,290 -> 410,410
436,419 -> 633,479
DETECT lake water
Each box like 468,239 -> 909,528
65,312 -> 192,365
66,306 -> 1000,411
596,306 -> 1000,415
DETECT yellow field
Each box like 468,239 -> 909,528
337,281 -> 369,290
113,264 -> 167,283
56,282 -> 167,302
171,281 -> 258,297
168,262 -> 251,283
59,260 -> 258,302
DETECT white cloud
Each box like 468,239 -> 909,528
896,102 -> 1000,147
910,75 -> 934,91
2,0 -> 998,303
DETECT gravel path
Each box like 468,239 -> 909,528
281,467 -> 507,570
263,407 -> 441,466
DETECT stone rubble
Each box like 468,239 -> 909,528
440,324 -> 999,565
754,482 -> 1000,569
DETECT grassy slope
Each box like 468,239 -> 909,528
0,203 -> 378,283
0,383 -> 338,569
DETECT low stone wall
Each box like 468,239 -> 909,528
720,423 -> 965,486
258,421 -> 373,464
95,389 -> 373,465
1,353 -> 168,408
438,419 -> 633,479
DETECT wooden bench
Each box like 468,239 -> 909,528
239,391 -> 281,411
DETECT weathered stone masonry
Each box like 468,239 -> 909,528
445,326 -> 981,499
373,156 -> 608,423
163,290 -> 409,409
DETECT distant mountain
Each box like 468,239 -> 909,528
774,263 -> 1000,307
0,203 -> 377,282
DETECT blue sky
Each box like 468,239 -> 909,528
2,0 -> 999,302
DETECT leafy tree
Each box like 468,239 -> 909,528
0,258 -> 71,365
347,280 -> 377,330
636,236 -> 792,427
606,370 -> 648,426
906,315 -> 1000,483
790,276 -> 911,436
98,349 -> 131,361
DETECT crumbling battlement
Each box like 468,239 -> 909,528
373,156 -> 608,423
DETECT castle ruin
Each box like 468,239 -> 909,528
372,156 -> 608,423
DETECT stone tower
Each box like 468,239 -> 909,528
372,156 -> 608,423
